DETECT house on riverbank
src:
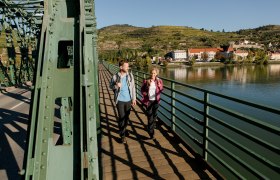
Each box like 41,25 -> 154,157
270,52 -> 280,60
234,50 -> 248,60
171,50 -> 187,61
187,47 -> 234,62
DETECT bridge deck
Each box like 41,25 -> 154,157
99,65 -> 217,180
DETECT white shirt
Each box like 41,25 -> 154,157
148,81 -> 156,100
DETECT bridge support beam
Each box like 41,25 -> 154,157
23,1 -> 99,179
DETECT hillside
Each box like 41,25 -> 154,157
237,25 -> 280,46
98,24 -> 280,55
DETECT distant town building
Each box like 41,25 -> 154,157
270,52 -> 280,60
151,56 -> 156,63
234,50 -> 248,60
171,50 -> 187,61
230,40 -> 264,50
188,48 -> 221,61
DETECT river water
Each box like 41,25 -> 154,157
154,64 -> 280,178
158,64 -> 280,109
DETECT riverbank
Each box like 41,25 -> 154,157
164,60 -> 280,67
131,60 -> 280,70
191,62 -> 224,67
268,60 -> 280,64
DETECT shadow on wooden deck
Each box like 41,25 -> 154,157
98,65 -> 219,180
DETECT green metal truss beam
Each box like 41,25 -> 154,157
22,0 -> 100,179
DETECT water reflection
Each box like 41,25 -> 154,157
156,64 -> 280,179
158,64 -> 280,108
160,64 -> 280,84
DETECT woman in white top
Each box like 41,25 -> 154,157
141,67 -> 164,139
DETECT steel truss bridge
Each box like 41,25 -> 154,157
1,1 -> 279,180
1,0 -> 99,179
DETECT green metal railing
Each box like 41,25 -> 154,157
102,61 -> 280,179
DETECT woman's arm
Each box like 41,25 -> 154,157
157,79 -> 164,93
141,80 -> 148,96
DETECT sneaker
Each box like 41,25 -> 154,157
121,137 -> 127,144
149,133 -> 155,140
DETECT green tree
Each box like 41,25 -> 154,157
201,52 -> 209,61
245,50 -> 254,63
135,57 -> 148,69
214,51 -> 222,61
254,50 -> 269,65
162,60 -> 169,67
145,56 -> 152,67
190,56 -> 196,65
171,42 -> 179,50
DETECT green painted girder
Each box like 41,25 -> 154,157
23,1 -> 99,180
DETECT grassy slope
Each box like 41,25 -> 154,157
98,24 -> 280,53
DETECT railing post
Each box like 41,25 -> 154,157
136,71 -> 139,97
171,82 -> 176,131
203,92 -> 209,161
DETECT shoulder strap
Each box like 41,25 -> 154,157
116,72 -> 121,83
129,72 -> 132,82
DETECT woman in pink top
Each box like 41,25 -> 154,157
141,67 -> 164,139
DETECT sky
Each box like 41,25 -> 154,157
95,0 -> 280,32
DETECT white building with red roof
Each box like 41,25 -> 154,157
188,48 -> 222,61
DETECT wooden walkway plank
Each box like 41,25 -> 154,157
98,65 -> 217,180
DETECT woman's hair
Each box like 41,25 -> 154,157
150,67 -> 159,75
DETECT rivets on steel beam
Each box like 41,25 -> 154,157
47,76 -> 51,79
43,139 -> 47,143
40,165 -> 45,169
42,152 -> 46,156
90,137 -> 94,141
90,117 -> 94,121
89,105 -> 93,109
44,116 -> 49,119
43,127 -> 48,131
46,106 -> 50,109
